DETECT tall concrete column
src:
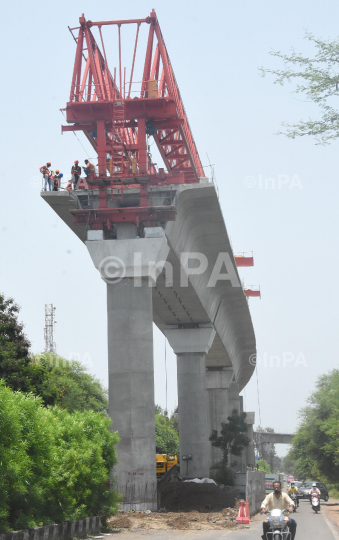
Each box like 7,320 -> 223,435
244,412 -> 255,468
86,229 -> 169,511
165,325 -> 216,479
206,368 -> 234,468
228,381 -> 241,414
228,381 -> 244,472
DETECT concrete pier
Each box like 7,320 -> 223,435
244,412 -> 255,468
206,368 -> 234,468
41,183 -> 258,488
87,231 -> 169,510
165,325 -> 215,478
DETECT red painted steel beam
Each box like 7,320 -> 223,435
244,288 -> 261,298
235,256 -> 254,267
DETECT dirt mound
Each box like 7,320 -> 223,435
167,515 -> 192,529
158,482 -> 237,512
107,507 -> 240,531
108,516 -> 132,529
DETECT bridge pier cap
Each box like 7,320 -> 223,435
86,227 -> 169,285
164,324 -> 216,355
86,227 -> 169,511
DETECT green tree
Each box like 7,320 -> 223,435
0,294 -> 108,414
209,409 -> 251,467
0,293 -> 45,393
282,451 -> 297,478
155,405 -> 179,455
260,32 -> 339,144
34,353 -> 108,413
256,459 -> 271,473
288,369 -> 339,483
0,381 -> 119,533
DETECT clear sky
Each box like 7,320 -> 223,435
2,0 -> 339,458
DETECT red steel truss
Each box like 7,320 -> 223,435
62,10 -> 205,231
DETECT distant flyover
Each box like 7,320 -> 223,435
254,432 -> 294,444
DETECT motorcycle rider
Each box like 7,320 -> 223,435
261,480 -> 297,540
288,482 -> 300,508
309,483 -> 321,507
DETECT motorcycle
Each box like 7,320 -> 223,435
290,492 -> 298,511
263,509 -> 291,539
311,494 -> 320,513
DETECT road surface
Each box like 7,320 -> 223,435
103,499 -> 339,539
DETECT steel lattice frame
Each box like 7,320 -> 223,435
62,10 -> 205,231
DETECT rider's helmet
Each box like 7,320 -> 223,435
312,483 -> 316,487
291,482 -> 294,485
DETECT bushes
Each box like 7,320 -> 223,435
210,463 -> 234,486
0,381 -> 119,533
256,459 -> 271,473
33,353 -> 109,413
155,406 -> 179,455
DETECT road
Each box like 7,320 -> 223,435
103,499 -> 339,540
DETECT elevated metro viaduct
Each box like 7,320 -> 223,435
42,10 -> 257,511
42,181 -> 256,509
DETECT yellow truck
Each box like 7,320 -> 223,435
156,454 -> 178,478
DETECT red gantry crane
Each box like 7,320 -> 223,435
62,10 -> 204,234
62,11 -> 261,297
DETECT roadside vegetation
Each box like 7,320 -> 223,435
283,369 -> 339,497
256,459 -> 271,473
0,293 -> 120,533
209,409 -> 251,486
155,405 -> 179,456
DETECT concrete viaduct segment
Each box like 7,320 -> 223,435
254,432 -> 294,444
41,180 -> 256,510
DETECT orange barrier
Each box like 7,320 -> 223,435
236,500 -> 250,524
245,498 -> 253,521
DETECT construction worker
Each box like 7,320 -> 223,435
84,159 -> 95,177
71,160 -> 81,190
40,162 -> 51,191
53,170 -> 62,191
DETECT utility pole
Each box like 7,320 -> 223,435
44,304 -> 57,353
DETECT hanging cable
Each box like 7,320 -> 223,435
255,364 -> 262,426
60,110 -> 92,159
165,336 -> 168,454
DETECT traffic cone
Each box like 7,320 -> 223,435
245,498 -> 253,522
236,500 -> 250,524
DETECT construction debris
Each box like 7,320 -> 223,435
107,507 -> 245,531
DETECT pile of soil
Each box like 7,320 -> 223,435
107,508 -> 241,531
158,482 -> 237,512
108,516 -> 133,529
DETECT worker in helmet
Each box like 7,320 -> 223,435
66,179 -> 73,191
71,160 -> 82,190
40,162 -> 52,191
53,170 -> 63,191
83,159 -> 95,178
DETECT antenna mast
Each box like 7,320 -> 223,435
44,304 -> 57,353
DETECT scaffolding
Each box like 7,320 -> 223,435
44,304 -> 57,353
